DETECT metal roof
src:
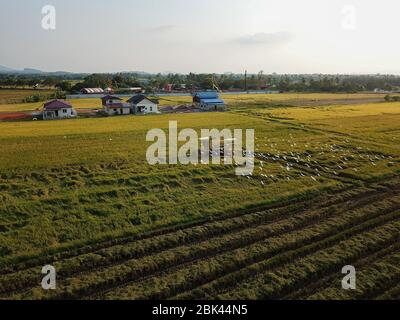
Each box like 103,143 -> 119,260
82,88 -> 104,94
200,98 -> 225,105
194,92 -> 219,99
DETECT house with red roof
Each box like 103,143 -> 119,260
101,95 -> 131,116
43,100 -> 77,120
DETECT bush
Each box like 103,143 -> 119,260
22,91 -> 65,103
384,95 -> 400,102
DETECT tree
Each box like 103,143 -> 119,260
55,81 -> 72,92
42,77 -> 58,87
82,74 -> 112,88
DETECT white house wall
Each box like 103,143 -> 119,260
135,100 -> 158,114
105,107 -> 131,116
43,108 -> 77,120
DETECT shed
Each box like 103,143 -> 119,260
193,92 -> 226,111
81,88 -> 104,94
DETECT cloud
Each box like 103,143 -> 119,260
232,32 -> 293,46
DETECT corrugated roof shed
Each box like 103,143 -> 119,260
193,92 -> 225,105
82,88 -> 104,94
200,98 -> 225,105
193,92 -> 219,99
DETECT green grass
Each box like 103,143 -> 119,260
0,89 -> 55,105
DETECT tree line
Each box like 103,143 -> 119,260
1,72 -> 400,94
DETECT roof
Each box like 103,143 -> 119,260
101,95 -> 122,101
43,100 -> 73,110
200,98 -> 226,105
194,92 -> 219,99
81,88 -> 104,94
127,94 -> 158,105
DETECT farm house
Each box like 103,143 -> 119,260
127,94 -> 159,114
43,100 -> 77,120
193,92 -> 226,111
101,95 -> 131,116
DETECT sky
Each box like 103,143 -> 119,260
0,0 -> 399,74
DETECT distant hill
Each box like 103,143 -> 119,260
22,68 -> 44,74
0,65 -> 156,76
0,65 -> 16,73
0,65 -> 43,74
120,71 -> 154,76
0,65 -> 78,76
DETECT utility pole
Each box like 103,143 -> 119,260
245,70 -> 248,93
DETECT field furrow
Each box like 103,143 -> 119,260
285,241 -> 400,299
306,251 -> 400,300
95,193 -> 400,300
217,218 -> 400,299
3,179 -> 392,296
2,179 -> 398,299
173,205 -> 400,300
0,183 -> 351,276
0,184 -> 363,294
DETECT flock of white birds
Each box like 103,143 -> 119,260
237,134 -> 395,186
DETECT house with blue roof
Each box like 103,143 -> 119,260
193,92 -> 226,111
